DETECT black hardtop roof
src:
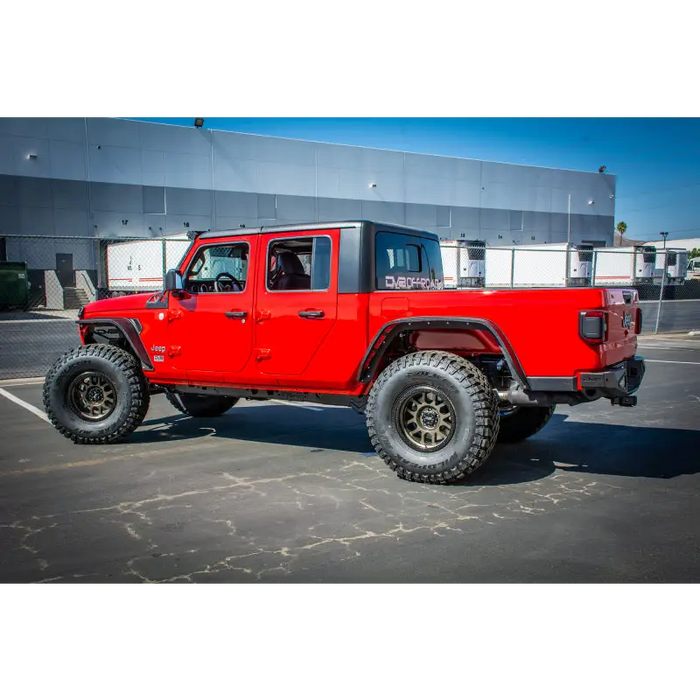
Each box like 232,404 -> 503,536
196,220 -> 440,242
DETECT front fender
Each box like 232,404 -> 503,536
77,317 -> 153,371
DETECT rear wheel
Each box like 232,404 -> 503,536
497,405 -> 555,443
366,351 -> 500,484
43,344 -> 150,444
165,391 -> 238,418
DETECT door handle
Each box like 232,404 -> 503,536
225,311 -> 247,319
298,310 -> 325,319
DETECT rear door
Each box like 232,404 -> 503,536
254,229 -> 338,377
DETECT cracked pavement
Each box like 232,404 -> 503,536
1,343 -> 699,582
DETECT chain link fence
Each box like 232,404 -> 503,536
1,235 -> 698,380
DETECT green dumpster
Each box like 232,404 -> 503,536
0,262 -> 30,309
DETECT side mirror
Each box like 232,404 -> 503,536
165,269 -> 184,292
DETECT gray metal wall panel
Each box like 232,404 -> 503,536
436,206 -> 450,227
141,150 -> 165,187
49,141 -> 87,180
93,211 -> 145,238
87,118 -> 142,150
480,208 -> 510,230
49,140 -> 87,181
53,179 -> 89,210
17,177 -> 52,208
47,118 -> 86,144
166,187 -> 213,217
257,193 -> 276,219
138,121 -> 212,157
91,182 -> 143,213
0,175 -> 18,206
143,186 -> 166,214
450,206 -> 480,229
215,191 -> 258,218
276,194 -> 316,221
68,239 -> 95,270
54,209 -> 90,237
360,200 -> 405,225
523,210 -> 552,233
5,236 -> 21,261
89,145 -> 143,184
144,214 -> 167,236
165,214 -> 211,233
215,216 -> 251,231
0,205 -> 19,234
256,161 -> 317,197
317,197 -> 362,221
164,152 -> 211,189
19,207 -> 54,236
0,135 -> 15,174
550,212 -> 569,233
13,137 -> 51,178
1,119 -> 50,139
406,203 -> 437,229
212,157 -> 257,193
19,237 -> 55,269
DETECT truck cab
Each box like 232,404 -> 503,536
46,220 -> 646,485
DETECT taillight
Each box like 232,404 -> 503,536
636,308 -> 643,334
579,310 -> 608,342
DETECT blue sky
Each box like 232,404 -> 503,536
135,118 -> 700,242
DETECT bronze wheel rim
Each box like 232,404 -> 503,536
68,371 -> 117,421
395,386 -> 456,452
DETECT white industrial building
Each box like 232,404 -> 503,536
0,117 -> 616,304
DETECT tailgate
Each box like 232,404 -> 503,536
599,288 -> 641,366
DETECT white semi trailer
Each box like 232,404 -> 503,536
592,245 -> 657,286
440,240 -> 486,288
652,248 -> 688,286
106,234 -> 191,293
484,242 -> 594,288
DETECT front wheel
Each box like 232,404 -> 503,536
43,344 -> 150,444
366,351 -> 500,484
497,405 -> 555,443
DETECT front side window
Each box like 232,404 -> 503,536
186,242 -> 249,293
375,232 -> 444,290
267,236 -> 332,292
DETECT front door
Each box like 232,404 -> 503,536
255,230 -> 338,379
168,237 -> 256,383
56,254 -> 74,287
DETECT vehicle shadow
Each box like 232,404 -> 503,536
135,407 -> 700,485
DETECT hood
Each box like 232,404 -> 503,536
83,292 -> 156,317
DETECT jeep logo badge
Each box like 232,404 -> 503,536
622,313 -> 632,329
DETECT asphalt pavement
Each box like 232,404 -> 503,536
0,338 -> 698,583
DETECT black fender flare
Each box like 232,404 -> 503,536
76,317 -> 153,371
357,316 -> 529,389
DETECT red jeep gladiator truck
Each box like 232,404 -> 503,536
44,221 -> 645,484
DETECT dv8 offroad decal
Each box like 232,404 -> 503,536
384,275 -> 444,290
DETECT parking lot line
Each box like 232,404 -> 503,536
0,387 -> 50,424
644,359 -> 700,366
0,377 -> 45,387
271,400 -> 324,412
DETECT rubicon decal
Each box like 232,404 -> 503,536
384,276 -> 444,290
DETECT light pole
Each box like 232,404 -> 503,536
660,231 -> 669,249
567,194 -> 571,244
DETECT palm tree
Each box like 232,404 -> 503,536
616,221 -> 628,236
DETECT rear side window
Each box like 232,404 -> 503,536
376,232 -> 444,290
267,236 -> 332,292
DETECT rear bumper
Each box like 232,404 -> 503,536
579,355 -> 645,398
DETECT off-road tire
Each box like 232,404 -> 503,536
497,406 -> 555,444
165,392 -> 238,418
43,344 -> 150,444
366,351 -> 500,484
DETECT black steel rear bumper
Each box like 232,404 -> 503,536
579,355 -> 645,398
